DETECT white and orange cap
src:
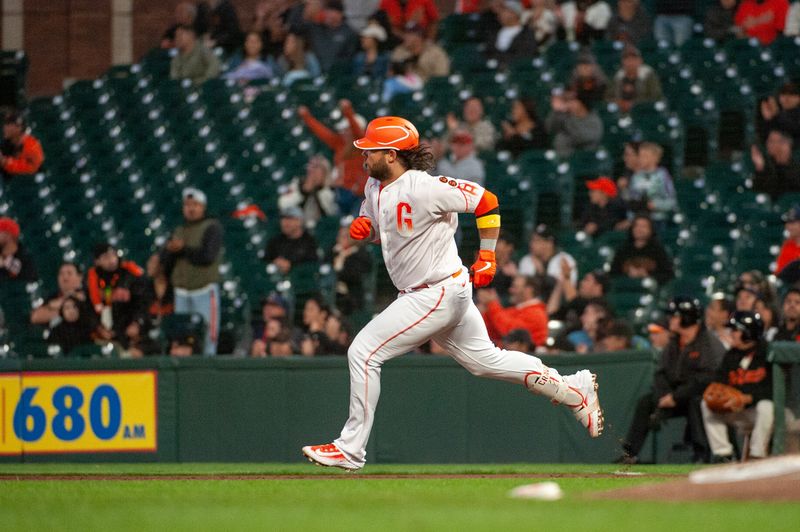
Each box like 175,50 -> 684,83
353,116 -> 420,151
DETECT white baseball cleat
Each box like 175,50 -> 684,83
564,370 -> 604,438
302,443 -> 361,471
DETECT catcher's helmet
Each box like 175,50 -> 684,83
666,296 -> 703,328
353,116 -> 419,151
725,311 -> 764,343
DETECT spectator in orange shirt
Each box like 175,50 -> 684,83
297,99 -> 368,200
478,274 -> 549,347
379,0 -> 440,39
776,205 -> 800,277
1,112 -> 44,184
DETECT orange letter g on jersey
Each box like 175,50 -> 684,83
396,202 -> 413,236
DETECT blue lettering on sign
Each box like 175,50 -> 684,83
13,388 -> 46,442
52,386 -> 86,441
123,425 -> 146,439
89,385 -> 122,440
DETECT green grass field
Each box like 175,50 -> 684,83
1,463 -> 799,531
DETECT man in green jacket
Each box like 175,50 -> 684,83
170,25 -> 221,85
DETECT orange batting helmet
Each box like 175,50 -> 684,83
353,116 -> 419,151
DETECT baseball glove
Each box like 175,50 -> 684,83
703,382 -> 753,413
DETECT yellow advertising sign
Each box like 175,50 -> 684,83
0,371 -> 157,455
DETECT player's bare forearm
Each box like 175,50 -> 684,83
477,227 -> 499,240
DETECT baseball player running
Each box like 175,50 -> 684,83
302,116 -> 603,470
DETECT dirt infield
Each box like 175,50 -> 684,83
0,472 -> 682,482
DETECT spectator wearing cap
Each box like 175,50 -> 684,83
519,224 -> 578,285
379,0 -> 440,40
569,53 -> 608,107
478,274 -> 549,347
629,141 -> 677,228
272,31 -> 322,87
278,154 -> 339,230
606,0 -> 652,45
297,99 -> 368,197
435,129 -> 486,186
389,22 -> 450,83
485,1 -> 537,67
169,25 -> 221,86
551,269 -> 609,326
305,0 -> 360,73
705,293 -> 735,349
161,187 -> 224,356
735,0 -> 790,45
497,97 -> 548,158
329,222 -> 372,316
264,206 -> 320,275
353,22 -> 390,79
87,242 -> 148,342
647,318 -> 671,351
445,97 -> 497,153
705,0 -> 744,42
545,89 -> 604,158
31,262 -> 91,326
580,177 -> 629,237
758,82 -> 800,144
1,112 -> 44,184
503,328 -> 535,353
751,130 -> 800,200
787,1 -> 800,35
606,46 -> 663,114
557,0 -> 612,44
0,217 -> 37,283
776,205 -> 800,277
609,214 -> 674,285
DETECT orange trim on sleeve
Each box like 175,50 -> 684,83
475,189 -> 498,217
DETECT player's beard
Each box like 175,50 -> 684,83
367,158 -> 391,182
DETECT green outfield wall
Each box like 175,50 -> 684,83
0,351 -> 668,463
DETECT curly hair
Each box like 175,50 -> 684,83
395,145 -> 436,172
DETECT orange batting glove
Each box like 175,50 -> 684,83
470,250 -> 496,288
349,216 -> 372,240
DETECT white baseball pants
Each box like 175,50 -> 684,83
700,399 -> 774,459
334,270 -> 564,467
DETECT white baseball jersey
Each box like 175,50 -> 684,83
360,170 -> 485,292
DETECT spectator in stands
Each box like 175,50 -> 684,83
751,129 -> 800,200
580,176 -> 629,237
1,112 -> 44,184
478,274 -> 549,347
223,31 -> 273,82
497,97 -> 548,157
206,0 -> 243,54
503,328 -> 535,352
569,53 -> 608,107
445,97 -> 497,152
170,25 -> 221,86
168,329 -> 201,357
162,2 -> 207,49
737,269 -> 776,306
735,0 -> 790,45
705,0 -> 743,42
353,22 -> 390,79
551,268 -> 609,325
345,1 -> 380,31
755,298 -> 779,340
775,288 -> 800,341
298,99 -> 367,198
647,318 -> 671,351
787,1 -> 800,34
379,0 -> 440,40
629,142 -> 676,228
278,155 -> 339,229
597,319 -> 634,352
616,141 -> 641,204
273,30 -> 322,86
389,22 -> 450,83
120,318 -> 161,358
298,294 -> 331,354
735,285 -> 761,311
435,129 -> 486,185
606,46 -> 663,114
264,206 -> 320,274
705,292 -> 734,349
618,296 -> 726,464
161,187 -> 224,356
306,0 -> 359,73
251,293 -> 291,356
144,253 -> 174,326
609,214 -> 674,284
528,0 -> 558,49
330,223 -> 372,316
492,231 -> 518,300
47,296 -> 97,356
758,82 -> 800,144
31,262 -> 90,326
87,242 -> 147,343
381,58 -> 424,102
0,217 -> 37,283
557,0 -> 612,44
701,311 -> 773,461
519,224 -> 578,284
545,89 -> 603,157
559,299 -> 610,353
652,0 -> 694,47
606,0 -> 652,45
485,1 -> 537,67
776,205 -> 800,276
251,0 -> 293,58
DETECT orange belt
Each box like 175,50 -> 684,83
405,269 -> 462,293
